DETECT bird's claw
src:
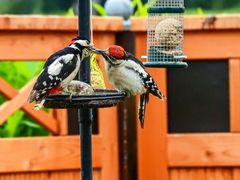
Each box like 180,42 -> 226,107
69,94 -> 73,102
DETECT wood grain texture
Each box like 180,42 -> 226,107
0,31 -> 76,60
135,33 -> 168,180
184,30 -> 240,60
233,168 -> 240,180
229,59 -> 240,132
0,78 -> 59,134
0,32 -> 123,61
0,15 -> 123,31
169,168 -> 233,180
54,109 -> 68,135
130,16 -> 240,31
0,17 -> 240,60
0,78 -> 34,123
0,169 -> 101,180
168,134 -> 240,167
0,136 -> 102,173
131,17 -> 240,60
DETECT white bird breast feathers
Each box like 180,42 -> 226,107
108,60 -> 147,95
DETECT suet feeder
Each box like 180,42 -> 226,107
143,0 -> 188,68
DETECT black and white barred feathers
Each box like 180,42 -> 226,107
28,37 -> 94,110
95,45 -> 165,128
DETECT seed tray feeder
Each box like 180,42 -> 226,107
143,0 -> 188,68
41,0 -> 128,179
44,89 -> 127,109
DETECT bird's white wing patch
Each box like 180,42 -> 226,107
47,57 -> 64,76
62,54 -> 74,64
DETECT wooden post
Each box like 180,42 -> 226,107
135,32 -> 169,180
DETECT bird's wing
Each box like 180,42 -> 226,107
44,47 -> 78,68
125,60 -> 163,99
125,52 -> 145,69
32,54 -> 79,94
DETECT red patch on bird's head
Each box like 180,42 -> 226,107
69,36 -> 79,45
108,45 -> 125,59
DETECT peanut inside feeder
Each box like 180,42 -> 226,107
144,0 -> 187,68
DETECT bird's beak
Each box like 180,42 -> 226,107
89,47 -> 106,54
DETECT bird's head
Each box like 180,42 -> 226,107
106,45 -> 126,59
89,45 -> 126,66
70,37 -> 96,59
71,36 -> 94,47
87,45 -> 126,59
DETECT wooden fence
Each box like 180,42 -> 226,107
0,15 -> 240,180
0,15 -> 122,180
132,15 -> 240,180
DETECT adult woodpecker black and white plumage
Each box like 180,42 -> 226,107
95,45 -> 165,128
28,37 -> 94,110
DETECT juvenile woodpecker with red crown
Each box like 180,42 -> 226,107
28,37 -> 94,110
95,45 -> 166,128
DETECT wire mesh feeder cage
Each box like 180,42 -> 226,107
143,0 -> 188,68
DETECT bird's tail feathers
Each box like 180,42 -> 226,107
27,90 -> 37,103
138,93 -> 149,128
156,90 -> 167,101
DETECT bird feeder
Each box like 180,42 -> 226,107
44,0 -> 126,179
143,0 -> 188,68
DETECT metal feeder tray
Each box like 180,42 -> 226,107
44,89 -> 127,109
142,54 -> 188,68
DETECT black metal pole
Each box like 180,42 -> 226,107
78,0 -> 93,180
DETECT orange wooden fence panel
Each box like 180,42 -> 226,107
132,16 -> 240,180
168,133 -> 240,167
169,168 -> 233,180
0,15 -> 123,180
1,15 -> 240,180
0,170 -> 100,180
0,136 -> 101,173
135,32 -> 168,180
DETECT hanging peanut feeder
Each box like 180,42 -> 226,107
144,0 -> 188,68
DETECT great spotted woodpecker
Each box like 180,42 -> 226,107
95,45 -> 165,128
28,37 -> 94,110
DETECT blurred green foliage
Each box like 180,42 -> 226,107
0,0 -> 239,15
93,2 -> 107,16
133,0 -> 148,17
0,0 -> 74,15
185,0 -> 240,10
0,61 -> 49,137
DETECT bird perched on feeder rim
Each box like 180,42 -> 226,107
28,37 -> 95,110
94,45 -> 166,128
